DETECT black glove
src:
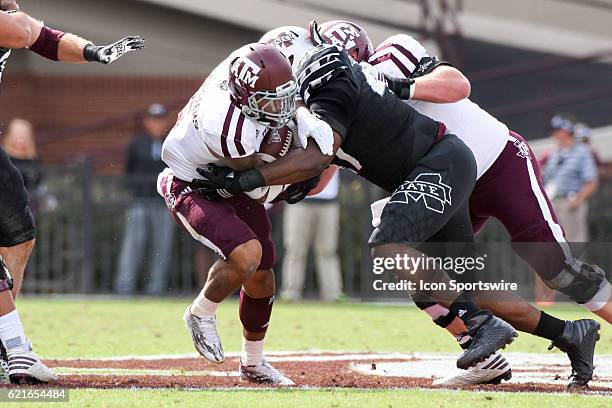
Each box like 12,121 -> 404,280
384,74 -> 415,100
273,175 -> 321,204
195,164 -> 266,196
83,36 -> 145,64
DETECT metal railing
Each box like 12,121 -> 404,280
21,160 -> 612,297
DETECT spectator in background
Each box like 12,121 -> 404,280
1,118 -> 57,214
543,114 -> 599,242
574,122 -> 603,168
281,167 -> 343,302
115,103 -> 175,295
2,119 -> 41,191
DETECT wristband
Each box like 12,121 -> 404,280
238,168 -> 266,191
29,26 -> 66,61
83,43 -> 101,62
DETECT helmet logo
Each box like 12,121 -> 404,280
323,23 -> 360,50
269,32 -> 296,49
231,56 -> 261,88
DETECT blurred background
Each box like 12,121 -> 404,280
1,0 -> 612,298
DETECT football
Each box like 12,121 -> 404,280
257,125 -> 294,162
245,125 -> 294,202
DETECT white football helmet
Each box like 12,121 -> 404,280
259,26 -> 315,71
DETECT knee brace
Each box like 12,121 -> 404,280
543,258 -> 606,304
0,255 -> 14,292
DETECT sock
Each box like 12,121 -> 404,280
242,337 -> 264,366
0,310 -> 28,354
448,293 -> 482,324
239,289 -> 274,333
190,292 -> 219,319
533,311 -> 566,341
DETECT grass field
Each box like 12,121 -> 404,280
12,297 -> 612,407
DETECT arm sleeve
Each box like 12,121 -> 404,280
307,74 -> 358,140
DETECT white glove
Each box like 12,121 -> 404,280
295,106 -> 334,156
83,36 -> 145,65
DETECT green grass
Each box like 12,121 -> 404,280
14,389 -> 611,408
16,297 -> 612,358
12,297 -> 612,407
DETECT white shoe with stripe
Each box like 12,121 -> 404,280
433,351 -> 512,386
7,351 -> 58,384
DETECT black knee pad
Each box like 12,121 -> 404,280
544,258 -> 606,304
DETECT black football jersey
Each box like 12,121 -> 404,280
0,47 -> 10,85
297,45 -> 445,192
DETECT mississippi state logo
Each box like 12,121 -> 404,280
268,31 -> 297,49
389,173 -> 452,214
514,140 -> 531,160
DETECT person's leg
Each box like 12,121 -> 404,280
370,135 -> 516,369
280,203 -> 315,301
114,204 -> 147,295
0,255 -> 56,384
471,133 -> 603,387
146,203 -> 175,295
232,195 -> 293,385
313,202 -> 343,301
157,172 -> 265,363
0,239 -> 35,298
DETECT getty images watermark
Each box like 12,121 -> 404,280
370,253 -> 518,296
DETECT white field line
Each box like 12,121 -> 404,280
50,351 -> 612,391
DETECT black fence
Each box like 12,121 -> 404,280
22,160 -> 612,297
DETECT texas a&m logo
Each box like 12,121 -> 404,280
323,23 -> 360,50
230,56 -> 261,88
389,173 -> 452,214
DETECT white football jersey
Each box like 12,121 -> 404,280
162,48 -> 267,182
368,34 -> 508,179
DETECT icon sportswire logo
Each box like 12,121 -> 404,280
389,173 -> 452,214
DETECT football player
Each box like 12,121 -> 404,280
159,42 -> 333,385
197,42 -> 522,371
0,2 -> 144,384
309,20 -> 606,388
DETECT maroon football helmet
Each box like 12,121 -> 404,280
308,20 -> 373,62
228,43 -> 297,129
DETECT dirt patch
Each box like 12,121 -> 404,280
1,353 -> 610,395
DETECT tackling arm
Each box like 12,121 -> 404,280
0,10 -> 144,63
258,132 -> 341,185
412,65 -> 471,103
386,65 -> 471,103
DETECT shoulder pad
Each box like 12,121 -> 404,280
296,44 -> 354,102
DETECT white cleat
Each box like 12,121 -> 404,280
239,359 -> 295,386
7,351 -> 58,384
0,358 -> 9,384
433,351 -> 512,386
183,306 -> 225,363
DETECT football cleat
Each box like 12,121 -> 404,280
7,350 -> 58,384
549,319 -> 601,389
239,359 -> 295,386
433,351 -> 512,386
0,343 -> 9,384
457,312 -> 518,370
183,306 -> 225,363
